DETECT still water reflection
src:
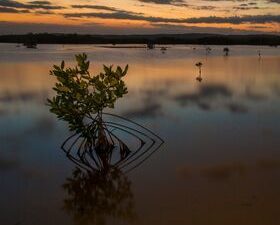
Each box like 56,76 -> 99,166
0,44 -> 280,225
63,167 -> 135,225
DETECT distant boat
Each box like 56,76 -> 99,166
160,47 -> 167,52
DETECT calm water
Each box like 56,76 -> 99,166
0,43 -> 280,225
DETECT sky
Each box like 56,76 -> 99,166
0,0 -> 279,34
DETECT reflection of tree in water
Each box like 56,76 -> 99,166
63,167 -> 135,225
60,114 -> 162,225
47,54 -> 163,225
61,112 -> 164,173
61,112 -> 163,225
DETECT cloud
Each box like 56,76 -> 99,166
63,12 -> 180,23
174,84 -> 233,106
34,10 -> 54,14
121,87 -> 169,119
0,91 -> 49,103
64,10 -> 280,25
267,0 -> 280,3
244,87 -> 267,101
0,6 -> 29,13
138,0 -> 220,10
173,84 -> 250,113
226,102 -> 248,113
72,5 -> 124,12
192,5 -> 217,10
71,4 -> 143,15
28,1 -> 51,5
122,102 -> 162,118
0,0 -> 64,10
25,116 -> 55,135
0,0 -> 27,8
184,15 -> 280,24
0,0 -> 279,35
202,0 -> 253,2
233,6 -> 260,10
138,0 -> 187,6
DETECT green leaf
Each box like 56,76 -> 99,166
123,65 -> 129,76
57,86 -> 70,92
61,60 -> 65,69
103,65 -> 110,74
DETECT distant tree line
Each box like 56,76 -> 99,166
0,33 -> 279,46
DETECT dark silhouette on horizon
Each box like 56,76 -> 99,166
1,33 -> 280,46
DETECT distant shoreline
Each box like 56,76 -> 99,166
0,33 -> 279,46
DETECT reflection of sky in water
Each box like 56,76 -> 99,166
0,44 -> 280,225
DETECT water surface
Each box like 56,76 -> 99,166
0,43 -> 280,225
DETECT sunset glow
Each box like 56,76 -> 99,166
0,0 -> 279,34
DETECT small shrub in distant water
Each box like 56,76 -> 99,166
195,62 -> 203,75
195,62 -> 203,82
223,47 -> 229,56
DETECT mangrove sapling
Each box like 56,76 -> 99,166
223,47 -> 229,56
258,50 -> 261,60
48,53 -> 164,172
195,62 -> 203,82
206,47 -> 212,55
47,54 -> 129,165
